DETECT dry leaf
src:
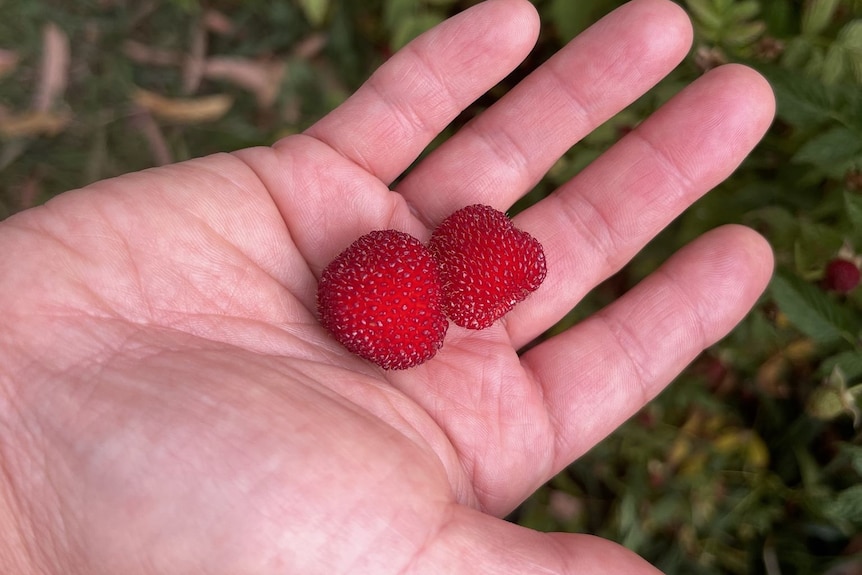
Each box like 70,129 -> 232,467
0,110 -> 72,138
129,108 -> 172,166
0,49 -> 19,78
281,97 -> 301,125
204,57 -> 285,108
203,9 -> 235,36
547,490 -> 583,523
123,40 -> 180,66
16,174 -> 42,211
182,19 -> 208,95
33,23 -> 70,112
132,88 -> 233,124
756,353 -> 791,398
293,34 -> 327,60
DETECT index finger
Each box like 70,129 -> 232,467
299,0 -> 540,186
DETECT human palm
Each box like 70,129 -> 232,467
0,0 -> 775,573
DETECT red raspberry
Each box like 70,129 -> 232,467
317,230 -> 448,370
822,258 -> 860,293
429,204 -> 547,330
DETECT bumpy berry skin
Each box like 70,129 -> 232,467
317,230 -> 448,370
823,258 -> 860,294
429,204 -> 547,330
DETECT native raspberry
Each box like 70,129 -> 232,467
317,230 -> 448,370
822,258 -> 860,294
429,204 -> 547,330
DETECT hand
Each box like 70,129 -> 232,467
0,0 -> 775,572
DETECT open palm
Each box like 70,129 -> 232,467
0,0 -> 775,573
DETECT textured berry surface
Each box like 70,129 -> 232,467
823,258 -> 860,293
429,204 -> 547,330
317,230 -> 448,370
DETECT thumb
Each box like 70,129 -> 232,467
411,505 -> 663,574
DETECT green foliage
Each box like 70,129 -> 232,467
297,0 -> 331,26
526,0 -> 862,573
2,0 -> 862,573
546,0 -> 619,42
785,1 -> 862,84
380,0 -> 458,51
770,271 -> 860,345
686,0 -> 766,48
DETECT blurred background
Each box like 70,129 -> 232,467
1,0 -> 861,573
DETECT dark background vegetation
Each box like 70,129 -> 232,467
1,0 -> 861,573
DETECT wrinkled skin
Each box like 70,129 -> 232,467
0,0 -> 775,573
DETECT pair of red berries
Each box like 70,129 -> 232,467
317,204 -> 547,370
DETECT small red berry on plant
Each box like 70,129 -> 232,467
429,204 -> 547,330
822,258 -> 860,294
317,230 -> 448,370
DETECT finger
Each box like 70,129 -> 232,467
243,0 -> 538,270
397,0 -> 692,225
521,225 -> 773,476
414,506 -> 662,574
505,63 -> 776,347
300,0 -> 540,186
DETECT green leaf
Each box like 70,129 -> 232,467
726,20 -> 766,47
838,20 -> 862,82
297,0 -> 330,26
728,0 -> 761,22
390,12 -> 444,50
820,351 -> 862,381
549,0 -> 615,42
825,484 -> 862,526
770,272 -> 859,344
803,46 -> 827,78
845,191 -> 862,242
822,44 -> 847,84
757,64 -> 836,128
686,0 -> 723,30
782,36 -> 815,70
747,205 -> 800,252
850,55 -> 862,84
839,443 -> 862,477
793,126 -> 862,169
383,0 -> 417,33
794,220 -> 846,274
838,19 -> 862,50
167,0 -> 200,11
761,0 -> 795,34
802,0 -> 840,36
762,62 -> 862,130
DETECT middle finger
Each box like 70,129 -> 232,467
397,0 -> 693,225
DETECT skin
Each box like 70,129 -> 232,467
0,0 -> 775,573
